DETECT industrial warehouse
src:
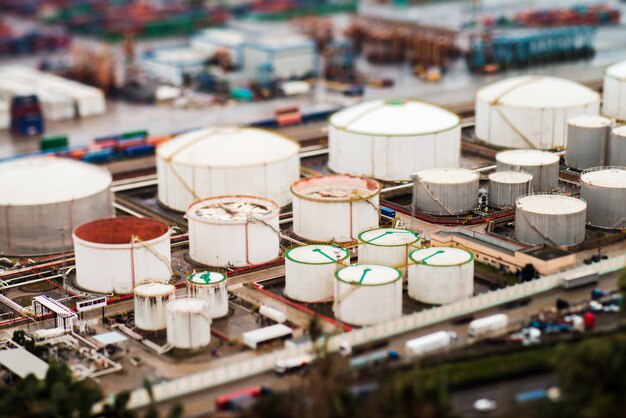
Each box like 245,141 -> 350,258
1,1 -> 626,418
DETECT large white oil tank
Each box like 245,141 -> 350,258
357,228 -> 420,273
134,282 -> 176,331
496,150 -> 560,193
333,264 -> 402,326
566,115 -> 612,169
187,271 -> 229,319
0,157 -> 113,256
515,194 -> 587,247
602,60 -> 626,121
610,126 -> 626,166
166,297 -> 212,349
488,171 -> 533,208
408,247 -> 474,305
73,218 -> 172,294
412,168 -> 479,215
328,99 -> 461,181
580,167 -> 626,229
187,196 -> 280,267
157,127 -> 300,211
291,175 -> 381,242
475,75 -> 600,149
284,244 -> 350,303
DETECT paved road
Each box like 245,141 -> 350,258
453,373 -> 558,418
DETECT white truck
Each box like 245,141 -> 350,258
468,314 -> 509,338
405,331 -> 457,357
274,353 -> 313,375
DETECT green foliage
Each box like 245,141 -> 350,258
436,347 -> 553,389
0,362 -> 102,418
0,362 -> 182,418
551,333 -> 626,418
618,266 -> 626,314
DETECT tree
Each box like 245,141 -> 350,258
520,264 -> 537,282
0,362 -> 182,418
552,333 -> 626,418
618,266 -> 626,315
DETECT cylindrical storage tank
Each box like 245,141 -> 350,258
73,218 -> 171,294
610,126 -> 626,166
357,228 -> 420,273
333,264 -> 402,326
408,247 -> 474,305
496,150 -> 560,193
291,175 -> 381,242
134,282 -> 176,331
166,297 -> 211,349
328,99 -> 461,181
515,194 -> 587,247
0,157 -> 114,256
566,115 -> 612,169
187,271 -> 229,319
602,60 -> 626,121
284,244 -> 350,303
157,127 -> 300,211
580,167 -> 626,229
187,196 -> 280,267
488,171 -> 533,208
412,168 -> 479,215
475,76 -> 600,149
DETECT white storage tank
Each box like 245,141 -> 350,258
475,75 -> 600,149
291,175 -> 381,242
187,271 -> 229,319
610,126 -> 626,166
333,264 -> 402,326
566,115 -> 612,169
134,282 -> 176,331
284,244 -> 350,303
412,168 -> 479,215
602,60 -> 626,121
328,99 -> 461,181
157,127 -> 300,212
515,194 -> 587,247
580,167 -> 626,229
187,196 -> 280,267
408,247 -> 474,305
73,218 -> 172,294
488,171 -> 533,208
357,228 -> 420,273
496,149 -> 560,193
0,157 -> 113,256
166,297 -> 212,350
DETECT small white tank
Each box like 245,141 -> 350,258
357,228 -> 420,274
134,282 -> 176,331
566,115 -> 612,170
412,168 -> 479,215
187,271 -> 229,319
284,244 -> 350,303
580,167 -> 626,229
610,126 -> 626,167
488,171 -> 533,208
515,194 -> 587,247
496,149 -> 560,193
166,297 -> 212,350
334,264 -> 402,326
408,247 -> 474,305
602,60 -> 626,121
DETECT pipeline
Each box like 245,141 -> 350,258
252,282 -> 352,332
